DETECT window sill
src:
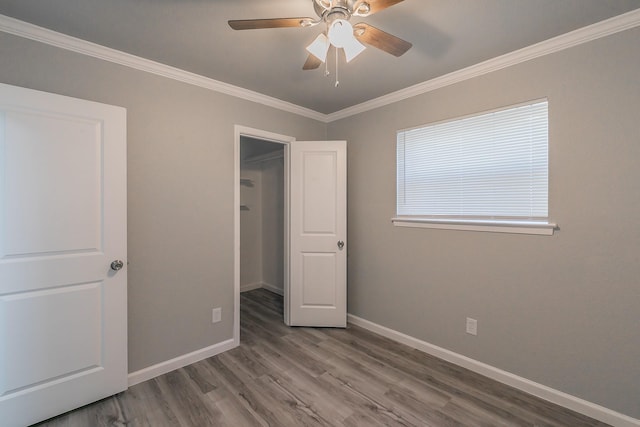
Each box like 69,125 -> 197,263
391,217 -> 557,235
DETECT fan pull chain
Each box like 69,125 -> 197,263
335,47 -> 339,87
325,53 -> 330,77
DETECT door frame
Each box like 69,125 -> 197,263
233,125 -> 295,344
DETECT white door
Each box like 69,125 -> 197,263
288,140 -> 346,327
0,83 -> 127,427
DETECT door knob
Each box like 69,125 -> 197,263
337,241 -> 345,250
110,260 -> 124,271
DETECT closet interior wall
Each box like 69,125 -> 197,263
240,138 -> 285,297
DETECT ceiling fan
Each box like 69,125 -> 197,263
228,0 -> 412,71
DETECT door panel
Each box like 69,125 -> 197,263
301,253 -> 336,306
289,141 -> 346,327
0,83 -> 127,427
302,151 -> 337,234
0,283 -> 102,395
2,110 -> 102,256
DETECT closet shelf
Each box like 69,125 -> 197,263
240,178 -> 254,187
244,150 -> 284,164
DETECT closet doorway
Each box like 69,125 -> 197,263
233,126 -> 294,344
239,137 -> 286,297
233,125 -> 347,344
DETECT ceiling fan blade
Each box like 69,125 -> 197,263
352,0 -> 404,16
354,23 -> 412,56
303,54 -> 323,70
228,18 -> 314,30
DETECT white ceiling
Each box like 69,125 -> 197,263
1,0 -> 639,114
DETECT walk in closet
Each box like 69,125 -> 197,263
239,136 -> 285,297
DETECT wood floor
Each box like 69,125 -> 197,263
35,289 -> 609,427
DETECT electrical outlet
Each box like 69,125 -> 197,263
466,317 -> 478,336
212,308 -> 221,324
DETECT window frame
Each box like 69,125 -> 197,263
393,99 -> 557,235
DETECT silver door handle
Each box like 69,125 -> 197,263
337,241 -> 345,250
110,260 -> 124,271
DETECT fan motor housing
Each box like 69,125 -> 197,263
313,0 -> 367,21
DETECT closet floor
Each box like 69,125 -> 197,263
35,288 -> 609,426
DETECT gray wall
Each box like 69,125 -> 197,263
261,156 -> 285,293
328,27 -> 640,418
0,32 -> 326,372
239,161 -> 262,289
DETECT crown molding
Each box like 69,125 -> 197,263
0,14 -> 327,122
1,8 -> 639,124
326,7 -> 640,122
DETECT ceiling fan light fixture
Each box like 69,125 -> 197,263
306,32 -> 330,62
228,0 -> 411,73
342,36 -> 366,62
327,19 -> 365,62
327,19 -> 353,48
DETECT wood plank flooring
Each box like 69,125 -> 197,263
34,289 -> 609,426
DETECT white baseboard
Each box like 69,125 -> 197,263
240,282 -> 262,293
347,314 -> 640,427
127,338 -> 237,387
240,282 -> 283,296
262,282 -> 284,296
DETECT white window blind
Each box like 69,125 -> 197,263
397,100 -> 548,219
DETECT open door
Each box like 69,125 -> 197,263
0,83 -> 127,426
288,140 -> 347,327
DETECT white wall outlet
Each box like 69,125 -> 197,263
212,308 -> 222,324
466,317 -> 478,336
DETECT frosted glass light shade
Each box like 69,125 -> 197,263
307,19 -> 366,64
306,33 -> 330,62
342,36 -> 366,62
328,19 -> 352,48
328,19 -> 365,62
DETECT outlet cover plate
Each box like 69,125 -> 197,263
466,317 -> 478,336
212,308 -> 222,323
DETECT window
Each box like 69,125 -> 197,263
394,100 -> 556,235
